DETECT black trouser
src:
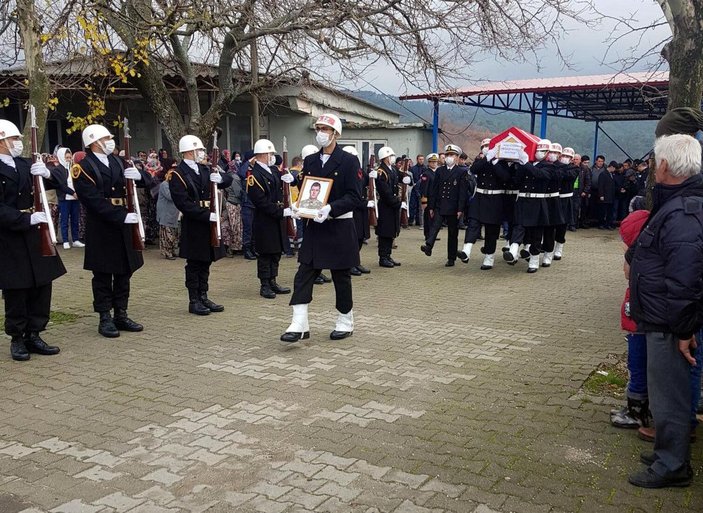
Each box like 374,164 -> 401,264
525,227 -> 543,255
378,237 -> 394,258
600,202 -> 614,227
426,214 -> 458,261
185,259 -> 211,293
510,224 -> 525,245
3,284 -> 52,337
423,206 -> 432,240
92,272 -> 131,313
542,226 -> 556,253
290,263 -> 352,313
257,253 -> 281,280
555,224 -> 567,244
465,219 -> 500,254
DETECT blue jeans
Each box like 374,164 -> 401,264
626,333 -> 648,401
690,330 -> 703,428
59,199 -> 81,243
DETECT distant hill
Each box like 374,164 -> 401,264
351,90 -> 657,162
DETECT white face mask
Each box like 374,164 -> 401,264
481,146 -> 488,154
316,132 -> 332,148
535,151 -> 546,161
547,153 -> 559,162
389,155 -> 397,165
99,139 -> 116,155
268,155 -> 276,166
445,156 -> 455,167
9,140 -> 23,158
559,157 -> 571,165
195,150 -> 206,161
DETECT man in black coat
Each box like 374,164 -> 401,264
418,153 -> 439,240
73,124 -> 150,337
343,146 -> 371,276
244,139 -> 293,299
553,147 -> 580,261
375,146 -> 405,268
281,114 -> 363,343
421,144 -> 468,267
408,154 -> 425,226
0,119 -> 66,361
168,135 -> 233,315
540,142 -> 566,268
598,161 -> 617,229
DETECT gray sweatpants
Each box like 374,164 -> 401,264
646,331 -> 692,476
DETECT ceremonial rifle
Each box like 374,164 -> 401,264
367,154 -> 378,227
29,105 -> 57,256
400,157 -> 409,228
209,130 -> 222,247
281,137 -> 297,240
122,118 -> 146,251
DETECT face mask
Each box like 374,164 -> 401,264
148,158 -> 158,166
268,155 -> 276,166
535,151 -> 546,161
547,153 -> 559,162
389,156 -> 397,165
559,157 -> 571,165
9,140 -> 23,157
100,139 -> 116,155
235,157 -> 242,164
195,150 -> 206,161
316,132 -> 332,147
445,156 -> 455,167
481,146 -> 488,154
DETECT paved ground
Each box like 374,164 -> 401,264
0,226 -> 701,513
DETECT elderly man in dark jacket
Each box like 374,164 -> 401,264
627,133 -> 703,489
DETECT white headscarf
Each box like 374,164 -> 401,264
56,147 -> 71,169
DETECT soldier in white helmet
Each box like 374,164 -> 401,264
553,147 -> 579,261
73,124 -> 151,337
540,142 -> 564,268
168,134 -> 233,315
0,118 -> 66,361
375,146 -> 404,268
281,113 -> 363,343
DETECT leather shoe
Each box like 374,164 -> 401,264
260,283 -> 276,299
628,467 -> 691,488
457,251 -> 469,263
330,330 -> 353,340
638,426 -> 697,443
389,257 -> 401,266
243,246 -> 257,260
10,337 -> 30,361
270,280 -> 290,294
280,331 -> 310,343
200,294 -> 224,312
114,309 -> 144,331
640,452 -> 657,466
420,244 -> 432,256
98,312 -> 120,338
445,260 -> 455,267
379,257 -> 395,268
320,273 -> 332,283
189,300 -> 211,316
350,266 -> 362,276
314,275 -> 325,285
356,264 -> 371,274
25,333 -> 60,355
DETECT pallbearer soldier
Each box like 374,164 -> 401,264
0,119 -> 66,360
244,138 -> 293,299
540,142 -> 564,268
281,113 -> 362,343
342,145 -> 371,275
73,124 -> 149,337
553,147 -> 579,260
421,144 -> 469,267
419,153 -> 439,241
168,135 -> 232,314
375,146 -> 404,268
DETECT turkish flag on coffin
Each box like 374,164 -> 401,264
488,127 -> 541,162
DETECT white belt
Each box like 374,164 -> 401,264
331,212 -> 353,220
475,188 -> 504,195
518,192 -> 555,199
504,190 -> 519,195
559,192 -> 574,198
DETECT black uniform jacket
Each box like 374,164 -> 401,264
468,158 -> 504,225
545,161 -> 564,227
0,158 -> 66,289
297,144 -> 362,270
353,160 -> 371,242
428,165 -> 468,216
418,168 -> 436,205
375,162 -> 401,239
72,151 -> 148,274
513,161 -> 551,227
246,162 -> 287,255
168,161 -> 232,262
559,163 -> 580,226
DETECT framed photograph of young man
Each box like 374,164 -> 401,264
296,176 -> 333,219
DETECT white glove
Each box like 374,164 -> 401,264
402,176 -> 411,185
281,173 -> 294,184
401,202 -> 408,210
209,212 -> 218,222
30,212 -> 48,225
518,151 -> 529,165
314,204 -> 332,223
368,170 -> 378,179
484,148 -> 497,161
209,172 -> 223,184
290,205 -> 301,220
124,213 -> 140,224
367,200 -> 375,208
123,167 -> 142,181
30,162 -> 51,179
283,207 -> 293,217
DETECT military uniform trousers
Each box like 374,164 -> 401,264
542,226 -> 557,253
290,263 -> 352,314
426,214 -> 459,261
510,225 -> 543,256
3,284 -> 52,337
378,236 -> 394,259
92,272 -> 132,313
257,253 -> 282,281
465,219 -> 501,255
185,260 -> 211,293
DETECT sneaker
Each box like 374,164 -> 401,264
72,241 -> 85,248
63,242 -> 70,250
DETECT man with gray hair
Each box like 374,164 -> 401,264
627,133 -> 703,488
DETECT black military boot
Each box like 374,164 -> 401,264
98,312 -> 120,338
420,244 -> 432,257
319,273 -> 332,283
243,244 -> 257,260
10,336 -> 30,361
356,264 -> 371,274
350,266 -> 362,276
114,309 -> 144,332
269,279 -> 290,294
200,291 -> 225,312
188,290 -> 211,315
379,257 -> 394,268
260,280 -> 276,299
389,257 -> 401,266
314,275 -> 326,285
25,332 -> 60,355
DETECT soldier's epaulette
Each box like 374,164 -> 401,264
167,169 -> 187,188
379,169 -> 389,180
71,163 -> 96,186
246,173 -> 264,192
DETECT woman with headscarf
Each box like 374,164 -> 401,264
50,147 -> 84,249
220,155 -> 244,256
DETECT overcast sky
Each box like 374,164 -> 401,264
345,0 -> 671,97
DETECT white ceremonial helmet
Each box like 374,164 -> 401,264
536,139 -> 552,152
0,120 -> 21,140
549,142 -> 563,154
444,144 -> 462,156
562,147 -> 575,158
480,138 -> 491,148
82,124 -> 113,147
301,144 -> 319,159
178,135 -> 205,153
314,113 -> 343,135
378,146 -> 395,160
342,145 -> 359,157
253,139 -> 276,155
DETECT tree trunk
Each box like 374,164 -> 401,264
662,0 -> 703,110
16,0 -> 49,154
